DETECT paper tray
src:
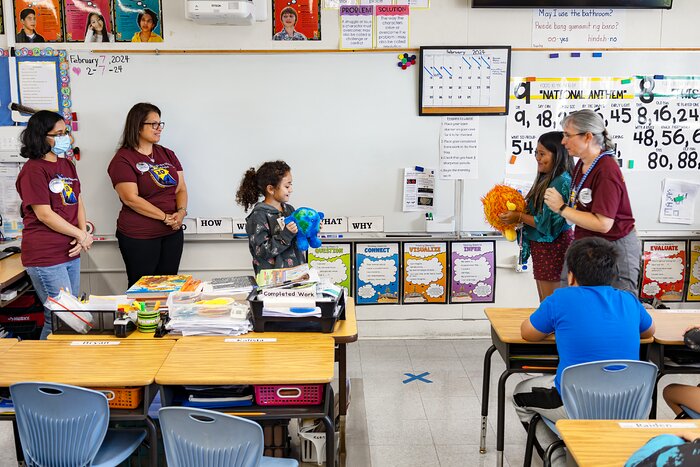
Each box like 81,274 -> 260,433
247,289 -> 345,333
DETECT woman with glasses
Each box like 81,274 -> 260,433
543,109 -> 640,295
499,131 -> 574,302
108,103 -> 187,287
15,111 -> 93,339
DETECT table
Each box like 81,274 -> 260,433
0,338 -> 17,354
0,339 -> 175,466
0,254 -> 31,308
556,419 -> 700,467
156,335 -> 337,465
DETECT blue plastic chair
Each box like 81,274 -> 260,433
10,382 -> 146,467
679,405 -> 700,419
523,360 -> 658,467
159,407 -> 298,467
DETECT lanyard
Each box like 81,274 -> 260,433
568,150 -> 615,207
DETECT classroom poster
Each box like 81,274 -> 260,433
403,167 -> 434,211
450,241 -> 496,303
308,243 -> 352,295
339,4 -> 373,50
402,242 -> 447,304
531,8 -> 626,48
688,241 -> 700,302
14,0 -> 63,42
355,242 -> 400,305
439,116 -> 479,180
114,0 -> 163,42
659,179 -> 700,225
324,0 -> 356,8
273,0 -> 321,41
375,4 -> 409,49
640,240 -> 687,302
64,0 -> 113,42
0,52 -> 13,126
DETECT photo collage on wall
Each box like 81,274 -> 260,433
640,239 -> 700,303
11,0 -> 164,44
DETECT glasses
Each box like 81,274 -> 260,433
46,129 -> 71,137
142,121 -> 165,130
562,132 -> 586,139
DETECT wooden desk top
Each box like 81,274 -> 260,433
0,339 -> 18,355
651,310 -> 700,345
0,254 -> 25,290
156,334 -> 335,385
0,340 -> 175,387
557,419 -> 700,467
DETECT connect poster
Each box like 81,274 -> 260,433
355,243 -> 399,305
308,243 -> 352,295
450,241 -> 496,303
402,242 -> 447,304
640,240 -> 687,302
687,241 -> 700,302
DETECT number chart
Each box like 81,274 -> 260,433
419,46 -> 511,116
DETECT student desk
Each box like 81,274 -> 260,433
155,335 -> 337,466
556,419 -> 700,467
0,338 -> 18,354
0,339 -> 175,466
0,253 -> 30,308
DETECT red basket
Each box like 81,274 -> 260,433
254,384 -> 323,406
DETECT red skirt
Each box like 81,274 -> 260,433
530,229 -> 574,282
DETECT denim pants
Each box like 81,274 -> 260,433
25,257 -> 81,340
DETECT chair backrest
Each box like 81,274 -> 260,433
680,405 -> 700,419
560,360 -> 658,420
159,407 -> 264,467
10,382 -> 110,467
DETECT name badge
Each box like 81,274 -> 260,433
136,162 -> 150,173
49,178 -> 64,193
579,188 -> 593,204
277,217 -> 286,229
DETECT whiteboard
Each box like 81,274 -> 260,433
67,51 -> 454,235
461,50 -> 700,233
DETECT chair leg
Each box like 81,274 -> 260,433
523,413 -> 541,467
543,439 -> 566,467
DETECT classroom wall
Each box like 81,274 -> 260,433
2,0 -> 700,337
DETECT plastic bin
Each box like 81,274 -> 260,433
299,430 -> 339,465
247,288 -> 345,333
51,310 -> 115,335
254,384 -> 323,406
92,387 -> 143,409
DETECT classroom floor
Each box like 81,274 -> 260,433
0,338 -> 693,467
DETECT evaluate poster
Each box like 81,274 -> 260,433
687,241 -> 700,302
450,241 -> 496,303
355,242 -> 400,305
640,240 -> 687,302
308,243 -> 352,295
402,242 -> 447,304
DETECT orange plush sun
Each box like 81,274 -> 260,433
481,184 -> 526,241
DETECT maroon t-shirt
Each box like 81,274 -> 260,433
107,145 -> 183,239
16,158 -> 81,267
572,155 -> 635,241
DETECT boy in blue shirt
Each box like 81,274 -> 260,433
512,237 -> 655,462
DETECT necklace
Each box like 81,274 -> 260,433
137,148 -> 154,163
568,149 -> 614,207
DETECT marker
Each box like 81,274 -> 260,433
570,52 -> 581,58
592,52 -> 603,58
321,234 -> 344,239
414,166 -> 424,172
549,53 -> 559,59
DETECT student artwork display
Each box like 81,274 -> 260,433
659,178 -> 700,225
355,242 -> 400,305
308,243 -> 352,294
640,240 -> 687,302
273,0 -> 321,40
450,241 -> 496,303
64,0 -> 114,42
114,0 -> 163,42
14,0 -> 63,42
688,241 -> 700,302
402,242 -> 447,303
506,75 -> 700,176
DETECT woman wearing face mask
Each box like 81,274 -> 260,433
15,111 -> 93,339
84,12 -> 114,43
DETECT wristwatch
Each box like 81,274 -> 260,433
558,204 -> 567,213
177,207 -> 188,216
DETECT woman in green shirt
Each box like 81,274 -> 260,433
500,131 -> 574,301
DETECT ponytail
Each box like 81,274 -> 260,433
236,167 -> 261,212
235,160 -> 291,212
601,128 -> 614,151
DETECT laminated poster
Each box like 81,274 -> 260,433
640,240 -> 687,302
273,0 -> 321,40
450,241 -> 496,303
403,242 -> 447,304
308,243 -> 352,295
355,243 -> 400,305
114,0 -> 163,42
14,0 -> 63,42
64,0 -> 113,42
687,241 -> 700,302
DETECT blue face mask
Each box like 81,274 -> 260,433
51,134 -> 72,156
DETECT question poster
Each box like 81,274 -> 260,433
355,242 -> 400,305
308,243 -> 352,295
450,241 -> 496,303
640,240 -> 687,302
402,242 -> 447,304
687,241 -> 700,302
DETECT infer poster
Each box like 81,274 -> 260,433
308,243 -> 352,295
687,241 -> 700,302
14,0 -> 63,42
450,241 -> 496,303
272,0 -> 321,40
402,242 -> 447,304
355,243 -> 400,305
640,240 -> 687,302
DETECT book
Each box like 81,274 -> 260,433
126,275 -> 192,299
255,264 -> 318,288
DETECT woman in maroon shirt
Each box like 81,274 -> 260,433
16,111 -> 93,339
107,103 -> 188,287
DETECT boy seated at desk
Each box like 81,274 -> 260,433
512,237 -> 655,465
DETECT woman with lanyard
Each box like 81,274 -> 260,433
543,109 -> 641,295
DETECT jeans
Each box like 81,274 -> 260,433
25,258 -> 81,340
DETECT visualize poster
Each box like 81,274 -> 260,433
308,243 -> 352,295
14,0 -> 63,42
686,241 -> 700,302
403,242 -> 447,304
640,240 -> 687,302
272,0 -> 321,41
450,241 -> 496,303
65,0 -> 114,42
114,0 -> 163,42
355,242 -> 400,305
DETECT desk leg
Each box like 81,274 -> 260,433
650,373 -> 664,420
322,385 -> 336,467
480,345 -> 497,454
145,416 -> 158,467
12,419 -> 25,464
338,343 -> 348,417
496,370 -> 513,467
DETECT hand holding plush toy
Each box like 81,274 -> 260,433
481,185 -> 526,241
285,207 -> 324,251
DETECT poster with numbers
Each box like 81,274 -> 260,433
506,76 -> 700,176
640,240 -> 687,302
688,241 -> 700,302
402,242 -> 447,304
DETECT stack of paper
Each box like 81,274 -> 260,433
85,295 -> 132,311
201,275 -> 256,299
166,300 -> 253,336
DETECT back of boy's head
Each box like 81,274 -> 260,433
235,160 -> 290,211
566,237 -> 618,286
20,8 -> 36,21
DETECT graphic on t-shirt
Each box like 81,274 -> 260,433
55,175 -> 78,205
148,165 -> 177,188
